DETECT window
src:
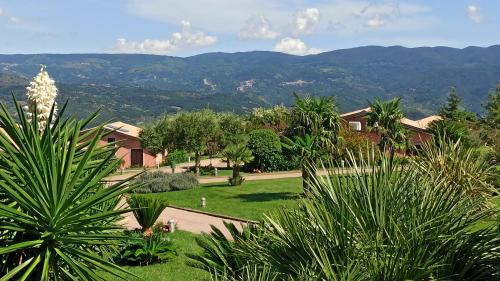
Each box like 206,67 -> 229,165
107,137 -> 115,143
348,121 -> 362,131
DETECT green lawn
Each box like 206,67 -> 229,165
104,231 -> 209,281
147,178 -> 303,221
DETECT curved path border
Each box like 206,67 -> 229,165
121,206 -> 249,238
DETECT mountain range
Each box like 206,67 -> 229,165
1,45 -> 500,124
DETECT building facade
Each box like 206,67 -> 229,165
88,122 -> 163,168
341,107 -> 441,152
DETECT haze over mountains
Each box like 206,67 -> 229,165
1,45 -> 499,123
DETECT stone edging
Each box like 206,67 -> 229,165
168,205 -> 259,224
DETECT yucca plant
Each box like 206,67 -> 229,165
127,196 -> 168,234
0,99 -> 138,280
190,149 -> 500,280
187,222 -> 265,279
412,138 -> 496,208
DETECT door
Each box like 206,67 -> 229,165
131,149 -> 143,167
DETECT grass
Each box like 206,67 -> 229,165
146,178 -> 303,221
104,231 -> 209,281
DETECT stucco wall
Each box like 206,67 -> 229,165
100,131 -> 162,168
342,115 -> 433,150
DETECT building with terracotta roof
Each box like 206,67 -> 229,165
89,121 -> 163,168
341,107 -> 441,152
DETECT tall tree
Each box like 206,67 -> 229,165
218,112 -> 247,167
439,87 -> 462,120
288,94 -> 341,193
366,97 -> 407,157
484,83 -> 500,128
165,109 -> 220,176
140,120 -> 168,156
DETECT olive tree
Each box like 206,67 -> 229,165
166,109 -> 220,176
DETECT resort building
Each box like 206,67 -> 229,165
88,121 -> 163,168
341,107 -> 441,150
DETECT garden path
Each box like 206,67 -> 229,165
120,205 -> 247,238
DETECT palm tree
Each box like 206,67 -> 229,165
222,144 -> 254,185
366,97 -> 407,158
282,134 -> 321,194
289,94 -> 341,193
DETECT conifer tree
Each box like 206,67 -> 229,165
439,87 -> 462,121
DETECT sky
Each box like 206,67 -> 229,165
0,0 -> 498,56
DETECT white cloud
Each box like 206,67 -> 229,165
238,15 -> 278,40
9,16 -> 20,23
293,8 -> 320,35
0,7 -> 21,24
273,37 -> 322,56
327,2 -> 433,35
466,4 -> 484,23
128,0 -> 431,35
111,21 -> 217,54
366,14 -> 386,28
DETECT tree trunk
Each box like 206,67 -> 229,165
232,165 -> 240,179
195,151 -> 201,176
302,164 -> 310,196
226,157 -> 231,168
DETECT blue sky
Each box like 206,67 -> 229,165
0,0 -> 498,56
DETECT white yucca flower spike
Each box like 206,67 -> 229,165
25,64 -> 58,131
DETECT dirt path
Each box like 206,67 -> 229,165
105,164 -> 351,184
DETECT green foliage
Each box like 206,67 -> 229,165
366,97 -> 407,154
140,121 -> 166,155
132,171 -> 198,193
187,222 -> 264,279
246,129 -> 283,172
165,149 -> 189,166
440,87 -> 462,120
190,153 -> 500,280
0,100 -> 136,279
428,119 -> 473,146
165,109 -> 220,175
127,196 -> 169,231
412,139 -> 497,208
291,93 -> 341,142
246,105 -> 291,135
223,144 -> 254,185
336,123 -> 374,163
218,112 -> 247,147
228,176 -> 245,186
484,84 -> 500,127
117,230 -> 177,266
289,94 -> 342,192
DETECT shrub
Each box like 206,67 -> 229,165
169,173 -> 199,191
132,171 -> 198,193
117,230 -> 177,266
246,129 -> 283,172
128,196 -> 168,233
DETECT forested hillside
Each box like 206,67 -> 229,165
1,45 -> 499,123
